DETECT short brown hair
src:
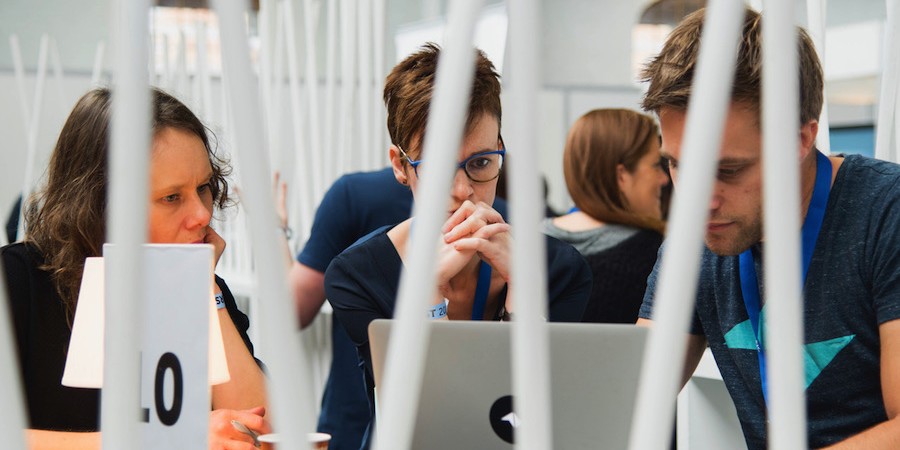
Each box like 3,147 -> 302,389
564,109 -> 665,233
641,7 -> 823,125
25,87 -> 231,322
383,42 -> 502,157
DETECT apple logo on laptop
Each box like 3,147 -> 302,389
489,395 -> 516,443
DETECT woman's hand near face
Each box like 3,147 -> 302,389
440,201 -> 512,282
208,406 -> 273,450
205,226 -> 227,269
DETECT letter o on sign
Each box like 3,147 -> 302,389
155,352 -> 184,426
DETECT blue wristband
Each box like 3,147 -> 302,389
428,300 -> 448,319
215,292 -> 226,310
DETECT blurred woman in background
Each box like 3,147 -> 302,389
544,108 -> 669,324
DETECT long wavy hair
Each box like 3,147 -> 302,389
563,109 -> 666,233
25,87 -> 231,323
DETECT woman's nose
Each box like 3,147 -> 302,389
186,194 -> 212,229
450,169 -> 474,201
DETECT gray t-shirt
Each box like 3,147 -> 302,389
639,154 -> 900,449
542,219 -> 639,256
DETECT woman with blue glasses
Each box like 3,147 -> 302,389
324,43 -> 591,448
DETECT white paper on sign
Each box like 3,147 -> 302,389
63,247 -> 230,388
62,257 -> 105,389
139,244 -> 214,449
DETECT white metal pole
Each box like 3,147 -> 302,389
302,0 -> 324,198
283,0 -> 315,242
337,0 -> 357,175
875,0 -> 900,162
762,1 -> 808,448
160,33 -> 171,90
507,0 -> 552,448
196,21 -> 213,121
102,0 -> 151,448
49,37 -> 66,118
9,35 -> 31,132
356,0 -> 373,171
0,260 -> 28,448
323,0 -> 338,181
17,34 -> 49,242
91,40 -> 106,86
175,29 -> 189,101
258,0 -> 275,129
806,0 -> 830,153
372,0 -> 386,166
371,1 -> 486,448
210,2 -> 318,449
268,0 -> 286,185
628,1 -> 745,448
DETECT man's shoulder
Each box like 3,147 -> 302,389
838,154 -> 900,195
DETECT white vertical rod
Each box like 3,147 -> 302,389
268,0 -> 286,182
175,29 -> 189,100
372,0 -> 386,166
284,0 -> 315,240
337,0 -> 357,175
507,0 -> 552,448
210,3 -> 317,449
0,261 -> 28,447
9,35 -> 31,131
49,38 -> 66,117
160,33 -> 171,89
259,0 -> 275,128
91,40 -> 106,86
102,0 -> 151,448
806,0 -> 830,153
356,0 -> 372,170
323,0 -> 338,181
371,1 -> 485,448
302,0 -> 324,198
762,1 -> 808,448
876,0 -> 900,162
16,34 -> 49,242
628,1 -> 745,448
196,21 -> 213,120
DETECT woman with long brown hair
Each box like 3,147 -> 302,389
544,108 -> 670,323
2,88 -> 270,449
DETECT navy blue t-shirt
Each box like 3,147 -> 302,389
300,167 -> 508,450
300,168 -> 411,450
640,155 -> 900,449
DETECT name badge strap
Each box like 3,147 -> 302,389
738,150 -> 832,406
471,261 -> 493,320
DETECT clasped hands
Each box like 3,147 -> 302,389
436,200 -> 511,296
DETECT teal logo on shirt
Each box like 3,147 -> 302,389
724,307 -> 855,388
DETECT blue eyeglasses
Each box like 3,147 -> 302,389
396,145 -> 506,183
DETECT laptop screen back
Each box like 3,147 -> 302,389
368,320 -> 648,449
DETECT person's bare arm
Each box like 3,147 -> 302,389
211,307 -> 268,413
819,319 -> 900,449
636,318 -> 707,389
289,261 -> 327,329
26,430 -> 100,450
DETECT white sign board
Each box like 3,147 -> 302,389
63,244 -> 224,449
138,244 -> 213,449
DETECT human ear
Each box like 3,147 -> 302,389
389,145 -> 408,185
616,163 -> 629,190
798,120 -> 819,160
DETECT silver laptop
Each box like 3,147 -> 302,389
368,320 -> 648,449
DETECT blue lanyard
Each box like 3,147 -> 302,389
471,260 -> 493,320
739,151 -> 832,405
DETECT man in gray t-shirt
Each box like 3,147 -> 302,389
637,8 -> 900,449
